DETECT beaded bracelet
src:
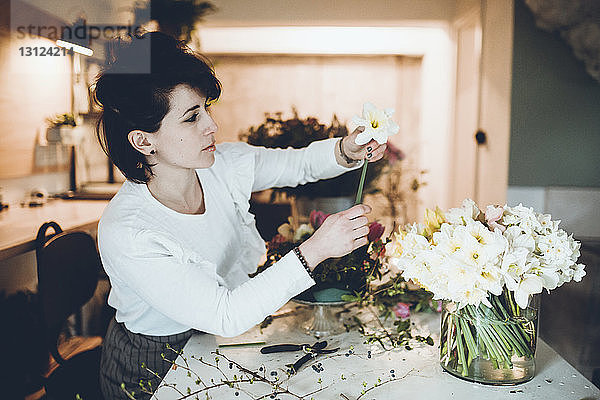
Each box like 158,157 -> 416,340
338,137 -> 360,166
293,246 -> 315,280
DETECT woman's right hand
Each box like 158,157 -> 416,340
298,204 -> 372,270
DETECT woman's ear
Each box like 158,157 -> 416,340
128,130 -> 155,156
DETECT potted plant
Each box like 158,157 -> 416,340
133,0 -> 216,46
45,113 -> 77,143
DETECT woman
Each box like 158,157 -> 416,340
93,32 -> 387,399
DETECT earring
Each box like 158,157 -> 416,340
136,162 -> 143,169
150,150 -> 155,154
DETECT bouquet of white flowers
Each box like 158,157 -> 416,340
387,199 -> 586,383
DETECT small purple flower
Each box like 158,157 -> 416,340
393,302 -> 410,319
429,299 -> 442,313
368,222 -> 384,242
384,141 -> 405,165
309,210 -> 331,229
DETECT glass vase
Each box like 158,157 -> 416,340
292,297 -> 350,338
440,290 -> 540,385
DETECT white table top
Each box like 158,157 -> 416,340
153,302 -> 600,400
0,198 -> 108,260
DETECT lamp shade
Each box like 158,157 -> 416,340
56,18 -> 93,56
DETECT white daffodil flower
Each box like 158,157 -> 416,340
277,220 -> 294,241
572,263 -> 586,282
445,198 -> 481,225
350,102 -> 399,145
293,223 -> 315,242
536,265 -> 561,290
514,274 -> 544,308
388,199 -> 585,309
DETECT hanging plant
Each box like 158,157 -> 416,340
133,0 -> 217,44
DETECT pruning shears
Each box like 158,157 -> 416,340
260,340 -> 339,374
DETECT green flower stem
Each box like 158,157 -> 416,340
354,161 -> 369,205
516,322 -> 533,344
475,302 -> 528,357
482,317 -> 518,363
503,325 -> 528,356
459,319 -> 475,368
459,317 -> 478,359
479,326 -> 504,363
467,306 -> 509,365
455,321 -> 468,376
442,314 -> 456,366
491,324 -> 514,353
484,325 -> 512,367
447,296 -> 536,374
464,307 -> 498,361
492,296 -> 510,319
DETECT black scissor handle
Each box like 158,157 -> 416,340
260,344 -> 303,354
287,352 -> 316,374
260,340 -> 327,354
314,347 -> 339,354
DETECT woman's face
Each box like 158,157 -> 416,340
152,84 -> 218,170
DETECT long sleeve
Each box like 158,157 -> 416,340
99,224 -> 314,338
217,138 -> 364,193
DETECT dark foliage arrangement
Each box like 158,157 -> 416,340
249,210 -> 387,302
239,109 -> 386,199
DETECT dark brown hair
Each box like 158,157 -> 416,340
93,31 -> 221,183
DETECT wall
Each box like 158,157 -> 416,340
508,3 -> 600,382
0,1 -> 126,204
0,32 -> 71,180
509,0 -> 600,188
507,0 -> 600,239
199,24 -> 455,215
197,0 -> 461,214
475,0 -> 514,207
204,0 -> 457,26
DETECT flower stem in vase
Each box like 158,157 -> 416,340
440,292 -> 539,384
355,161 -> 369,205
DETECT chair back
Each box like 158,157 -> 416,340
35,221 -> 101,364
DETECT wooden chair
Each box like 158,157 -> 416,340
31,221 -> 103,400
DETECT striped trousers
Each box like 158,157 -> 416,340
99,318 -> 197,399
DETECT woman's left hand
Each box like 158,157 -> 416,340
342,126 -> 387,163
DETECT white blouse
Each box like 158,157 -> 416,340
98,138 -> 363,337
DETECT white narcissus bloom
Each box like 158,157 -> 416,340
573,263 -> 586,282
433,226 -> 462,255
504,226 -> 535,252
538,230 -> 572,266
537,213 -> 555,233
536,265 -> 561,290
452,230 -> 487,268
277,220 -> 294,241
350,102 -> 399,145
444,198 -> 481,226
293,224 -> 314,242
500,246 -> 529,290
386,199 -> 586,309
503,204 -> 542,232
569,237 -> 581,261
514,274 -> 544,308
478,264 -> 504,296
